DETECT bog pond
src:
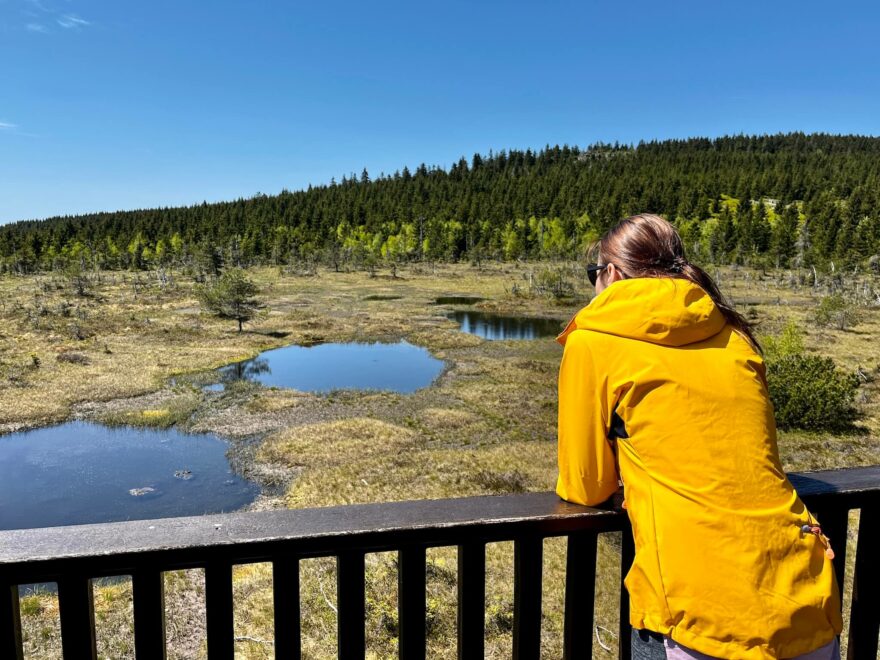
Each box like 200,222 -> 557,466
210,340 -> 445,393
0,342 -> 446,530
0,328 -> 552,531
447,311 -> 562,340
0,421 -> 258,531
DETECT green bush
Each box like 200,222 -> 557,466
527,267 -> 573,299
814,293 -> 862,330
767,354 -> 860,431
762,320 -> 805,361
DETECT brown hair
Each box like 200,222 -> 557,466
596,213 -> 761,352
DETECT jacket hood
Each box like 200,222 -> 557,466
557,277 -> 726,347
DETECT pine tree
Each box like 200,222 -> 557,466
772,204 -> 799,268
197,269 -> 261,332
751,203 -> 772,255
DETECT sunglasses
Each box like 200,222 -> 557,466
586,263 -> 608,286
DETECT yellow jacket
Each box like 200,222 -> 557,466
556,277 -> 842,659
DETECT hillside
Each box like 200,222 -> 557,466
2,133 -> 880,272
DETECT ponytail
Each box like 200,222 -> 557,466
597,214 -> 761,353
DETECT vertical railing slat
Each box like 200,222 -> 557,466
1,582 -> 23,660
457,541 -> 485,660
132,570 -> 166,660
273,558 -> 301,660
564,531 -> 597,659
813,505 -> 849,600
512,536 -> 543,659
398,546 -> 427,660
337,551 -> 366,659
618,526 -> 635,660
57,576 -> 97,660
205,562 -> 235,660
847,506 -> 880,660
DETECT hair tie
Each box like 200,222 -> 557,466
669,256 -> 687,273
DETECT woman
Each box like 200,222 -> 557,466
556,214 -> 842,659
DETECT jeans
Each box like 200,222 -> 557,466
631,628 -> 666,660
631,628 -> 841,660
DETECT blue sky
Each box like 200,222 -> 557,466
1,1 -> 879,224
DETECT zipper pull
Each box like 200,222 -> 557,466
800,523 -> 835,559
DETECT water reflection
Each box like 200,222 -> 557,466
222,357 -> 271,381
0,421 -> 258,531
434,296 -> 484,305
214,341 -> 444,393
448,311 -> 562,340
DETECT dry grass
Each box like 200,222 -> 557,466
4,262 -> 879,658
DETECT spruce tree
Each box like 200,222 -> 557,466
197,269 -> 261,333
773,204 -> 799,268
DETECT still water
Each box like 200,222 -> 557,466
214,341 -> 445,393
447,311 -> 562,340
0,421 -> 258,530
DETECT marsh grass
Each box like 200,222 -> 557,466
4,262 -> 879,658
98,391 -> 202,429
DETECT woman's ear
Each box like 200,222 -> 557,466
605,262 -> 625,283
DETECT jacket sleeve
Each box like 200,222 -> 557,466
556,330 -> 619,506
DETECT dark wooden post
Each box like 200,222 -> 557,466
205,562 -> 235,660
337,551 -> 366,659
564,531 -> 598,659
457,542 -> 486,660
513,536 -> 543,659
618,526 -> 635,660
57,576 -> 97,660
1,583 -> 23,660
273,558 -> 301,660
847,506 -> 879,660
398,546 -> 427,660
132,570 -> 166,659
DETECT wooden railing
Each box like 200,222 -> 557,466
1,465 -> 878,659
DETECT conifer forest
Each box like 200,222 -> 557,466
3,133 -> 880,274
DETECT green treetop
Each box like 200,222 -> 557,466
198,269 -> 262,332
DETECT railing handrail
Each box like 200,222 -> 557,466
0,493 -> 625,582
1,465 -> 878,583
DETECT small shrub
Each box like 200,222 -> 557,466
67,321 -> 90,341
507,281 -> 526,298
56,352 -> 90,365
762,321 -> 805,361
531,267 -> 575,300
485,598 -> 514,634
18,596 -> 43,617
425,559 -> 456,586
64,264 -> 91,297
56,301 -> 73,317
767,354 -> 860,431
814,293 -> 862,330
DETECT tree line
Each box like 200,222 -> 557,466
2,132 -> 880,274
